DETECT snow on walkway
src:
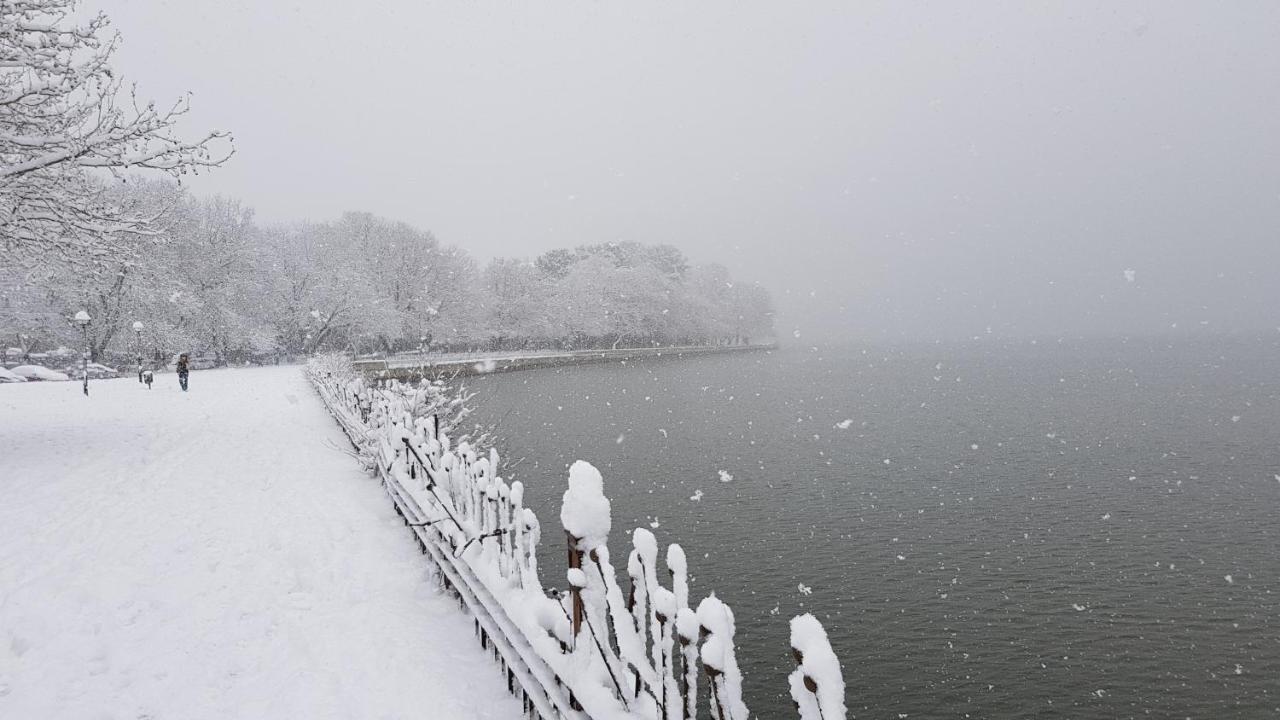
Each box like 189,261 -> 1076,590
0,366 -> 522,720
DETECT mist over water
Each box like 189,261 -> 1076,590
107,1 -> 1280,344
465,336 -> 1280,718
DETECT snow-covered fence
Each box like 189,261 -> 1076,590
308,356 -> 846,720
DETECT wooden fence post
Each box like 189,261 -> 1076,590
566,531 -> 584,640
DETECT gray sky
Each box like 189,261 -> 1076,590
109,0 -> 1280,342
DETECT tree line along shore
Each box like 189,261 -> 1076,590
4,197 -> 774,367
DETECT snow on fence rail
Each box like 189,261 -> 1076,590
307,355 -> 846,720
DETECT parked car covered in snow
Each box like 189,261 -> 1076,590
84,362 -> 120,379
10,365 -> 70,381
0,367 -> 28,383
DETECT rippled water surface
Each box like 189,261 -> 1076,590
463,336 -> 1280,718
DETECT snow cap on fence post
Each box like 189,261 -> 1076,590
632,528 -> 658,572
697,594 -> 750,720
789,614 -> 846,720
560,460 -> 612,550
522,508 -> 541,581
675,607 -> 699,646
666,543 -> 689,610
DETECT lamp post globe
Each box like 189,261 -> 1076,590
74,310 -> 91,396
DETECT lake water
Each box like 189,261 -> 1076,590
463,336 -> 1280,718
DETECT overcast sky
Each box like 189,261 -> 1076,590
108,1 -> 1279,342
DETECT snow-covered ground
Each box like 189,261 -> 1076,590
0,366 -> 522,719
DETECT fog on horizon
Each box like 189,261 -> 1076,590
109,0 -> 1280,343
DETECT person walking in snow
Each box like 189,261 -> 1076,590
176,353 -> 190,391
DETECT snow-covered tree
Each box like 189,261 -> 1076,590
548,253 -> 614,344
727,281 -> 774,344
600,263 -> 677,348
480,257 -> 551,349
163,195 -> 265,361
416,244 -> 482,347
257,225 -> 349,354
0,0 -> 232,266
683,263 -> 736,342
0,177 -> 181,361
339,211 -> 432,348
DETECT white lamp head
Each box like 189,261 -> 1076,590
132,321 -> 144,331
74,310 -> 92,327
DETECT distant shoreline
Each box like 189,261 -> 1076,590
353,343 -> 777,379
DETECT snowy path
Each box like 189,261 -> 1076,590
0,367 -> 522,719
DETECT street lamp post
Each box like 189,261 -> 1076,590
74,310 -> 91,396
132,321 -> 145,383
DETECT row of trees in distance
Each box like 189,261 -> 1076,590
3,184 -> 775,365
